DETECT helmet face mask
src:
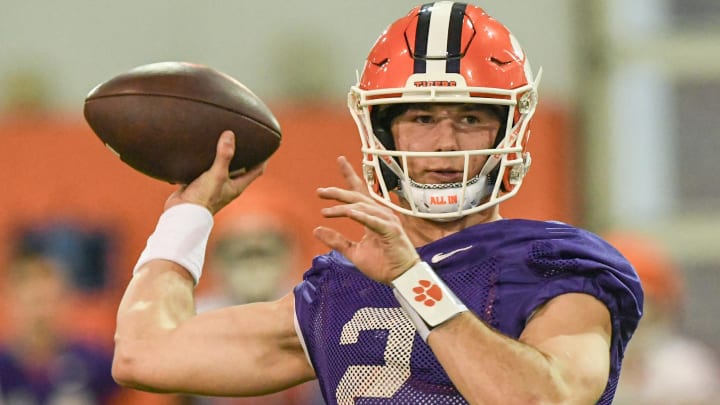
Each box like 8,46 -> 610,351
348,1 -> 541,221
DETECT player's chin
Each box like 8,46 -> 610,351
420,171 -> 463,184
418,165 -> 476,183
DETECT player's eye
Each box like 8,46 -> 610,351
460,115 -> 481,125
414,114 -> 435,124
400,110 -> 435,124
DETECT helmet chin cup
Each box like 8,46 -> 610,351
398,174 -> 494,222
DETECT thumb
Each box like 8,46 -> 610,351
314,226 -> 352,253
211,130 -> 236,176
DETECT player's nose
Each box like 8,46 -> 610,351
433,119 -> 460,151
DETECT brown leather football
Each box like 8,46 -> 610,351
83,61 -> 281,184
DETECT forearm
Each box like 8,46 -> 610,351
428,313 -> 576,405
113,260 -> 196,390
114,265 -> 315,396
391,262 -> 567,402
391,261 -> 607,404
113,202 -> 213,388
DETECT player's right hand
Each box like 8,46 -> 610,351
165,130 -> 266,214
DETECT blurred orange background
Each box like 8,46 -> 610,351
0,100 -> 575,341
0,100 -> 574,403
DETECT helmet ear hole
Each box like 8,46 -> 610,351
371,104 -> 408,191
373,124 -> 395,150
370,103 -> 409,149
373,126 -> 400,190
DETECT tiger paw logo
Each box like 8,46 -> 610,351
412,280 -> 443,307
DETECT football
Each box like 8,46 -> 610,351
83,61 -> 281,184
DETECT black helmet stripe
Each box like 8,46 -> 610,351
446,2 -> 467,73
413,3 -> 433,73
412,2 -> 467,74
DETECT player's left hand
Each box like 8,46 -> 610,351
314,156 -> 420,285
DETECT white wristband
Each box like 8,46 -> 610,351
133,203 -> 214,285
392,261 -> 468,338
393,289 -> 433,341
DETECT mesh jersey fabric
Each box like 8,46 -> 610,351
294,219 -> 643,404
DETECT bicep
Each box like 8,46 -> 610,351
519,293 -> 612,400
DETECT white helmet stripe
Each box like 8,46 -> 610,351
425,2 -> 454,74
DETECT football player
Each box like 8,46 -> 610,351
112,2 -> 643,404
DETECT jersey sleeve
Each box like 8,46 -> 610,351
524,232 -> 643,345
513,229 -> 644,403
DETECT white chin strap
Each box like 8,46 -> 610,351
398,174 -> 494,221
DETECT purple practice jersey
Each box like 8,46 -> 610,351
0,340 -> 119,404
294,219 -> 643,404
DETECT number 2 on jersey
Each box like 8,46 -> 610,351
336,307 -> 416,404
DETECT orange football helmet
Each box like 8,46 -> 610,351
349,1 -> 541,220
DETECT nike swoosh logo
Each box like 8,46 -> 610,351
430,245 -> 473,264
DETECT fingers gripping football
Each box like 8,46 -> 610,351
165,131 -> 265,214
